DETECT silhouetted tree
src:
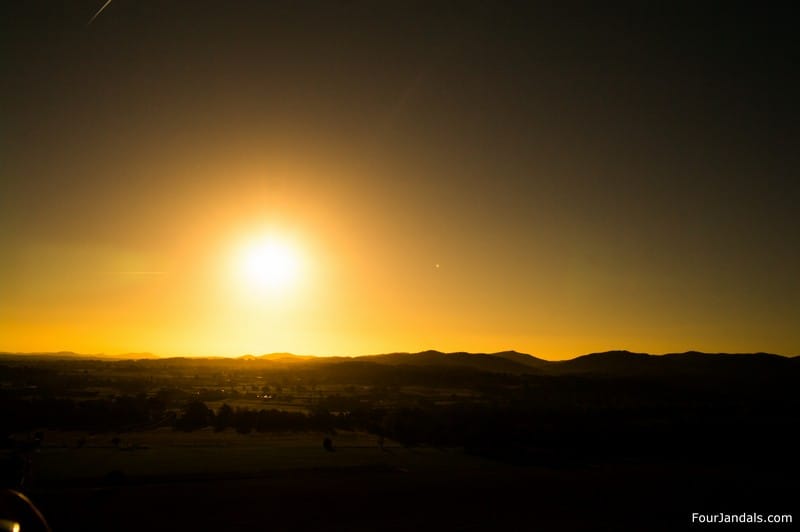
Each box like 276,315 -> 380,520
233,407 -> 256,434
175,401 -> 212,431
214,403 -> 234,431
323,436 -> 334,452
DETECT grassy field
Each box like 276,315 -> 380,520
13,428 -> 794,531
30,428 -> 493,486
28,447 -> 795,532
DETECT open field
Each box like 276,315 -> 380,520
27,429 -> 493,487
27,448 -> 795,532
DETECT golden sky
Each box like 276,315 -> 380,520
1,2 -> 798,358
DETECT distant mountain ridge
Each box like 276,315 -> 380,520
0,351 -> 159,360
1,349 -> 795,376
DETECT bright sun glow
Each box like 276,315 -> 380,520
237,236 -> 301,292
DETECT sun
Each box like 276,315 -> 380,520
237,236 -> 300,292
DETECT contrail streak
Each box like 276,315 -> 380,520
87,0 -> 113,26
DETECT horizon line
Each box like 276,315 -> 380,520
1,348 -> 797,361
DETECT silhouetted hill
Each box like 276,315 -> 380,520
660,351 -> 792,377
358,350 -> 539,374
551,350 -> 654,374
0,351 -> 158,360
550,350 -> 794,377
490,350 -> 549,368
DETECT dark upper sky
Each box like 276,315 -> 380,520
2,1 -> 798,357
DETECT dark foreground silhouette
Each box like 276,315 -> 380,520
1,351 -> 796,530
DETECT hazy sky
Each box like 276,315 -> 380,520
2,1 -> 798,358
